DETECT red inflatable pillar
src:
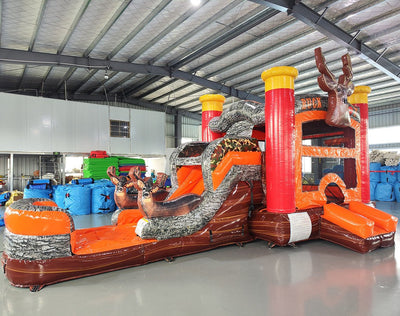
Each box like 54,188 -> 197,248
199,94 -> 225,142
262,66 -> 298,214
348,86 -> 372,203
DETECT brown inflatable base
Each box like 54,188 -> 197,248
249,209 -> 395,253
2,181 -> 263,291
249,208 -> 323,246
2,232 -> 253,292
320,218 -> 395,253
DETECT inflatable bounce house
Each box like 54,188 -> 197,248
2,48 -> 398,291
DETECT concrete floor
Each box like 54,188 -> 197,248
1,202 -> 400,316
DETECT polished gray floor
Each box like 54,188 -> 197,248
1,202 -> 400,316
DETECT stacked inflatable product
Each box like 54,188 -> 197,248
83,156 -> 146,180
25,179 -> 116,215
23,179 -> 53,199
116,157 -> 146,177
83,157 -> 119,180
370,162 -> 399,201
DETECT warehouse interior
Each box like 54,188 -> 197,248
1,0 -> 400,315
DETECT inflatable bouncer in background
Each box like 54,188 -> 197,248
2,47 -> 397,291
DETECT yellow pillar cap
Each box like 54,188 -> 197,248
199,94 -> 225,112
348,85 -> 371,105
261,66 -> 298,91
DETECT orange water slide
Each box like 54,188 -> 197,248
168,151 -> 261,200
168,166 -> 204,200
212,152 -> 261,190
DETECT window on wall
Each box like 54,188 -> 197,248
110,120 -> 130,138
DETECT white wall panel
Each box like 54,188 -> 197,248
110,137 -> 131,155
0,93 -> 165,156
51,101 -> 76,152
131,109 -> 165,155
26,99 -> 52,152
110,106 -> 129,120
1,94 -> 29,151
74,102 -> 109,152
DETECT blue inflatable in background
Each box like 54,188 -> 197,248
91,186 -> 116,214
64,185 -> 92,215
375,182 -> 396,202
22,178 -> 117,215
24,179 -> 53,200
398,165 -> 400,182
23,187 -> 53,199
71,178 -> 94,185
394,182 -> 400,203
380,166 -> 398,184
370,162 -> 381,182
0,192 -> 11,205
370,181 -> 378,201
53,185 -> 67,209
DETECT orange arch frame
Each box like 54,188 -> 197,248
295,111 -> 362,210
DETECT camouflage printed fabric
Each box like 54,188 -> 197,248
208,100 -> 264,137
178,142 -> 209,158
210,138 -> 260,171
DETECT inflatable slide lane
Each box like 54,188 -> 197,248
321,202 -> 398,253
2,137 -> 263,291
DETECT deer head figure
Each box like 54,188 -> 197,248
107,166 -> 139,209
129,166 -> 202,219
315,47 -> 354,128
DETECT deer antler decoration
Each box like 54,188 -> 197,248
315,47 -> 354,128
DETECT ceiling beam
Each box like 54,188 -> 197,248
0,48 -> 263,103
18,0 -> 49,90
249,0 -> 400,83
170,7 -> 278,69
127,0 -> 210,63
42,92 -> 201,120
126,4 -> 269,99
111,2 -> 265,98
55,0 -> 133,92
142,0 -> 379,107
148,0 -> 244,65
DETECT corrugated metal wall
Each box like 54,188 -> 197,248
0,155 -> 8,181
182,116 -> 201,140
165,114 -> 175,148
0,154 -> 40,191
369,104 -> 400,129
165,114 -> 201,148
